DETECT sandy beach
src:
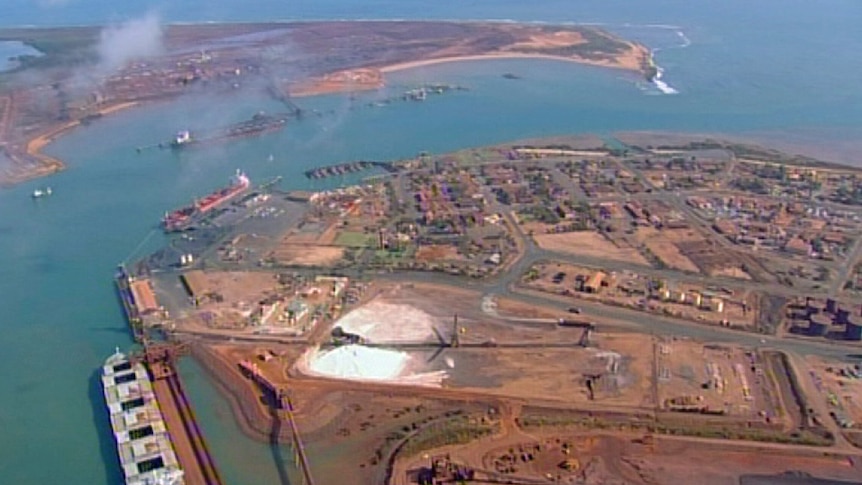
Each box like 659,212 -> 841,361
290,45 -> 650,101
1,101 -> 140,185
379,49 -> 649,75
289,68 -> 385,97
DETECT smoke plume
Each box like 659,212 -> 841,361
96,12 -> 164,73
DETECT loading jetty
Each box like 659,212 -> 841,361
236,359 -> 316,485
401,83 -> 468,101
114,264 -> 146,342
145,344 -> 224,485
136,112 -> 293,153
304,160 -> 397,180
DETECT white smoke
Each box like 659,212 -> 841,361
66,11 -> 165,92
96,12 -> 164,73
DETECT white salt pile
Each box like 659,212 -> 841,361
302,344 -> 447,387
309,345 -> 407,380
334,301 -> 441,344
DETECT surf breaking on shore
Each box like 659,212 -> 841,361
646,26 -> 691,95
652,65 -> 678,94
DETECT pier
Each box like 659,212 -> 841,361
304,160 -> 397,180
279,394 -> 316,485
114,264 -> 145,342
237,358 -> 316,485
143,344 -> 224,485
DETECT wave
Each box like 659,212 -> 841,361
676,30 -> 692,48
651,66 -> 678,94
643,23 -> 682,30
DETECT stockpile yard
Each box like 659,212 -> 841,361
331,300 -> 442,344
296,299 -> 450,387
657,339 -> 781,420
300,345 -> 448,387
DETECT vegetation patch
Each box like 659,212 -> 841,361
399,414 -> 497,458
335,231 -> 373,247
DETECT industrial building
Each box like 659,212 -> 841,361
129,279 -> 161,315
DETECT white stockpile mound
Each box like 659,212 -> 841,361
333,301 -> 440,344
300,301 -> 448,387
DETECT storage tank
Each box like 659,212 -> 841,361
845,323 -> 862,341
836,309 -> 850,325
808,321 -> 828,337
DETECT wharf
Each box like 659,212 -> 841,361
114,265 -> 145,342
304,160 -> 396,180
143,345 -> 224,485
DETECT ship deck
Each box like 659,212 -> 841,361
102,352 -> 185,484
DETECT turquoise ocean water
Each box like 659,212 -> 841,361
1,1 -> 862,483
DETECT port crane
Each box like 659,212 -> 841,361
265,77 -> 304,118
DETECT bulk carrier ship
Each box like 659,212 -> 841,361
162,170 -> 250,232
169,112 -> 287,149
102,349 -> 185,485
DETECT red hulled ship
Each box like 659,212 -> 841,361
162,170 -> 250,232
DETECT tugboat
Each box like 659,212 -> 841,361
31,187 -> 52,199
170,130 -> 195,148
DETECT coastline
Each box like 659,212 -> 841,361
379,49 -> 650,75
189,343 -> 288,444
0,21 -> 652,187
289,45 -> 650,99
3,100 -> 138,187
6,45 -> 648,186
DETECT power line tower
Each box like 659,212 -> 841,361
451,313 -> 460,348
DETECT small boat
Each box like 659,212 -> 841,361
32,187 -> 52,199
170,130 -> 195,148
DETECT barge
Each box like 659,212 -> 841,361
102,349 -> 185,485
